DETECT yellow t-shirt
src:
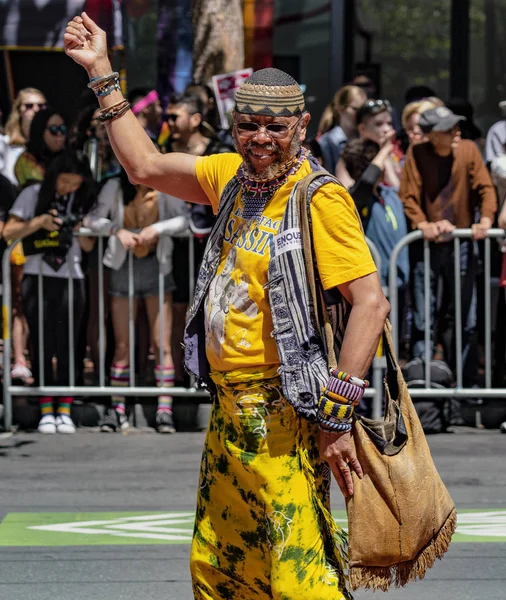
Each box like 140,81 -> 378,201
195,153 -> 376,376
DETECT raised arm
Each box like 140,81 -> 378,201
64,13 -> 210,205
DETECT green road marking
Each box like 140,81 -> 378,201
0,512 -> 195,546
1,509 -> 506,546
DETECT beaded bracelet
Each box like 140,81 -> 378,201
95,79 -> 121,98
319,419 -> 353,433
326,376 -> 364,403
330,369 -> 369,389
88,72 -> 121,98
324,388 -> 360,407
323,389 -> 355,405
319,397 -> 354,421
88,72 -> 120,88
98,100 -> 131,124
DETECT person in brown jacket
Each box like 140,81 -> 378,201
399,106 -> 497,385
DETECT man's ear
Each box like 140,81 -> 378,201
299,112 -> 311,141
190,112 -> 203,129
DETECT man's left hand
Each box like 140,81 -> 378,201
472,217 -> 492,241
319,429 -> 363,497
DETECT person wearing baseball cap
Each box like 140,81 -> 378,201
399,104 -> 497,390
418,106 -> 466,134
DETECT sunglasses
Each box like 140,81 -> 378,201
235,118 -> 301,139
47,124 -> 67,136
22,102 -> 46,111
163,113 -> 180,122
363,99 -> 391,112
356,99 -> 392,124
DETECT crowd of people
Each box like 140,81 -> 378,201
0,83 -> 232,434
312,74 -> 506,403
1,69 -> 506,434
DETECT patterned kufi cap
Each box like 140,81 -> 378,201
235,68 -> 305,117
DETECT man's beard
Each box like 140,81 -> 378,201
233,125 -> 303,180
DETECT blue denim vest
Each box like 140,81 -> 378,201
184,168 -> 350,422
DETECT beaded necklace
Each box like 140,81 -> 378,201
236,147 -> 309,222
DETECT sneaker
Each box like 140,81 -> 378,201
56,414 -> 76,434
100,408 -> 129,432
38,414 -> 56,434
156,410 -> 176,434
11,363 -> 32,382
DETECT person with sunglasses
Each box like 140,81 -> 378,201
0,89 -> 48,383
7,108 -> 67,385
14,107 -> 67,189
0,88 -> 47,185
65,13 -> 389,598
337,99 -> 402,191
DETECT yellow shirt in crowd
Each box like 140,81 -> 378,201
195,153 -> 376,378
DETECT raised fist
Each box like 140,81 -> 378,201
64,12 -> 108,73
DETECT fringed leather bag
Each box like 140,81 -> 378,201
346,321 -> 456,591
297,171 -> 456,592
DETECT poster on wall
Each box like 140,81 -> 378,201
0,0 -> 122,48
212,68 -> 253,130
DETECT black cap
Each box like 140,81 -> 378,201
419,106 -> 466,133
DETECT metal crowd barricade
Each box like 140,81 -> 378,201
365,238 -> 386,419
388,228 -> 506,400
0,232 -> 386,429
2,229 -> 209,431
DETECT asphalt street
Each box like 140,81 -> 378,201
1,427 -> 506,600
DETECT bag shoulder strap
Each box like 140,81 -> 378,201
296,172 -> 401,382
296,172 -> 342,370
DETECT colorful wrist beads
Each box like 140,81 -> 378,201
318,370 -> 369,432
88,72 -> 121,98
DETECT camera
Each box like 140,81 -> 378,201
59,213 -> 81,230
57,213 -> 80,250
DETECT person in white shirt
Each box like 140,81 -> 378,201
4,151 -> 96,434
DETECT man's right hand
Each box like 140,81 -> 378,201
64,12 -> 109,75
319,429 -> 363,497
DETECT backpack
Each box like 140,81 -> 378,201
403,357 -> 453,434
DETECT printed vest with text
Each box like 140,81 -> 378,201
183,168 -> 350,422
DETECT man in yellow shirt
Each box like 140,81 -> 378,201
65,13 -> 390,600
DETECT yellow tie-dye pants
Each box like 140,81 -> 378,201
190,371 -> 352,600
